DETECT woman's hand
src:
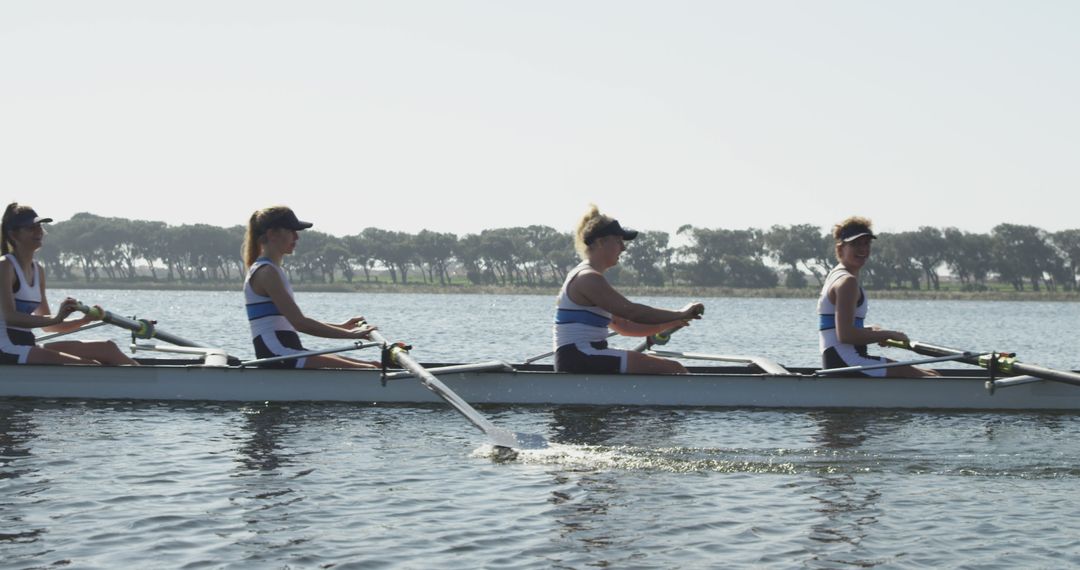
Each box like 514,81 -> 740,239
872,326 -> 910,346
680,302 -> 705,320
350,324 -> 377,339
340,316 -> 367,329
55,298 -> 80,322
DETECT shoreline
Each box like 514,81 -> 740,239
50,280 -> 1080,302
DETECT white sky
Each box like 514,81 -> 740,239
2,1 -> 1078,238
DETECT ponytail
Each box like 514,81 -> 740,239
242,205 -> 292,267
2,203 -> 23,255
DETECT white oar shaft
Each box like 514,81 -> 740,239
35,321 -> 109,342
815,353 -> 989,376
240,341 -> 379,367
986,375 -> 1045,390
368,330 -> 546,450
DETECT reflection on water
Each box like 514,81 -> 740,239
548,407 -> 682,446
0,402 -> 36,480
804,410 -> 891,567
232,403 -> 296,473
0,402 -> 43,546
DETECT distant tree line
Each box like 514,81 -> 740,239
35,213 -> 1080,292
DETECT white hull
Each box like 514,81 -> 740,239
2,364 -> 1079,410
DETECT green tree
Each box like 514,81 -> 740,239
764,224 -> 824,288
623,231 -> 670,286
414,230 -> 457,285
991,224 -> 1054,291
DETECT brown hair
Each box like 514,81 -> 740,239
573,204 -> 616,260
242,205 -> 294,268
832,215 -> 874,260
1,202 -> 35,255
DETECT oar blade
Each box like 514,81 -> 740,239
486,429 -> 548,450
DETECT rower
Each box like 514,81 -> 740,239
0,203 -> 135,365
818,216 -> 937,378
242,206 -> 379,369
552,205 -> 704,374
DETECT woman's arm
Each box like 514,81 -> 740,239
0,261 -> 75,330
37,269 -> 95,333
571,271 -> 703,325
254,267 -> 371,339
609,316 -> 687,337
833,277 -> 908,346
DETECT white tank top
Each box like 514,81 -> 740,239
244,258 -> 297,339
553,262 -> 613,350
817,264 -> 868,354
1,254 -> 42,333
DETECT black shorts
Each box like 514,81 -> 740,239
822,346 -> 888,378
554,341 -> 627,374
0,329 -> 35,365
252,330 -> 308,369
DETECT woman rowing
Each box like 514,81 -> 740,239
553,205 -> 704,374
242,206 -> 378,369
818,216 -> 937,377
0,203 -> 135,365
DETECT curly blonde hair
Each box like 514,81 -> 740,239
832,215 -> 874,260
574,204 -> 615,260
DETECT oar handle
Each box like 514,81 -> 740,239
883,339 -> 911,350
74,302 -> 206,348
633,325 -> 684,352
76,302 -> 104,320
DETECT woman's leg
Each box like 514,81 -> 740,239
26,345 -> 101,365
304,353 -> 379,369
886,363 -> 940,377
44,340 -> 138,365
626,351 -> 688,374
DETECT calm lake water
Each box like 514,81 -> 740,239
3,290 -> 1080,568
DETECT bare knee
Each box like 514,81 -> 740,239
626,353 -> 687,375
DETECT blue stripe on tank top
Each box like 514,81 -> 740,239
555,308 -> 611,328
15,300 -> 39,315
819,315 -> 865,330
247,301 -> 282,320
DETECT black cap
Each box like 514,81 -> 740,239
263,209 -> 313,232
838,223 -> 876,243
585,219 -> 639,245
7,209 -> 53,229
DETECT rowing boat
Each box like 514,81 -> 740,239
12,305 -> 1079,452
3,359 -> 1079,410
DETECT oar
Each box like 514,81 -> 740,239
815,352 -> 992,377
77,303 -> 207,348
367,329 -> 547,450
240,341 -> 381,368
632,325 -> 684,352
886,339 -> 1080,388
35,321 -> 109,342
